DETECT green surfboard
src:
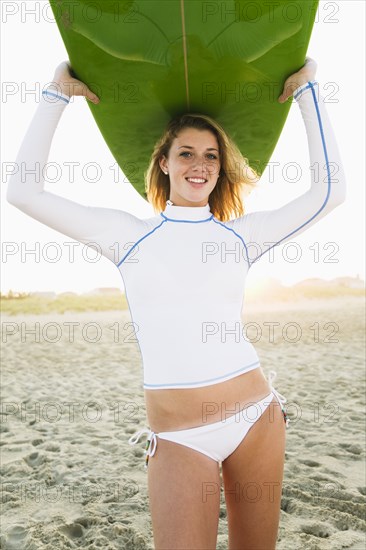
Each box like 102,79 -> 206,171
48,0 -> 318,199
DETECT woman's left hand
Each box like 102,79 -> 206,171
278,57 -> 318,103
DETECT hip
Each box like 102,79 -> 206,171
145,365 -> 273,432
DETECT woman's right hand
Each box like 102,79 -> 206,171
278,57 -> 318,103
50,61 -> 100,103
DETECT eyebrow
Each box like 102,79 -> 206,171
178,145 -> 219,152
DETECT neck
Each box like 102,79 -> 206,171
161,200 -> 212,221
167,199 -> 209,207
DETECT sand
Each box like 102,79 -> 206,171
1,297 -> 365,549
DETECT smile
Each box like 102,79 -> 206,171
186,177 -> 207,183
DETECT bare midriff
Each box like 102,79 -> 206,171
145,366 -> 273,432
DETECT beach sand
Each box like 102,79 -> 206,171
1,296 -> 365,549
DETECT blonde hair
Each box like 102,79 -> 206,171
144,113 -> 260,222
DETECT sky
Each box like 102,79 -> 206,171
1,0 -> 365,294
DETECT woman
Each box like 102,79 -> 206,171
7,57 -> 346,549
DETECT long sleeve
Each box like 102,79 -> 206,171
228,80 -> 347,267
6,89 -> 145,266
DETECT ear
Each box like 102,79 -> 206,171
159,155 -> 168,173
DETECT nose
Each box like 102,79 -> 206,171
191,158 -> 211,173
192,164 -> 206,172
191,161 -> 217,177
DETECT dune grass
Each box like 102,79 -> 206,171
1,293 -> 128,315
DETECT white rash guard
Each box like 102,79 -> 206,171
7,81 -> 346,390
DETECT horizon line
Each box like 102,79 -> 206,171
2,274 -> 365,296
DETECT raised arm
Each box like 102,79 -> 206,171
229,61 -> 346,267
6,62 -> 144,266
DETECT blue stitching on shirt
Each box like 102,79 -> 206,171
211,218 -> 250,266
143,360 -> 260,388
42,90 -> 70,104
117,218 -> 167,267
294,80 -> 318,100
160,213 -> 214,223
251,81 -> 331,266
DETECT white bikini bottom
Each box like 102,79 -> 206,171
129,370 -> 289,468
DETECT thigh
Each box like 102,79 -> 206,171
221,397 -> 286,550
147,437 -> 221,550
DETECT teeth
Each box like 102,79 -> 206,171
187,178 -> 206,183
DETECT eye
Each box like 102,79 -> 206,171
179,152 -> 218,159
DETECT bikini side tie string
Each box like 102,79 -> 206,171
267,370 -> 290,428
128,428 -> 158,468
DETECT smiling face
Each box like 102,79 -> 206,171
159,127 -> 221,207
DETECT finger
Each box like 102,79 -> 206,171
69,80 -> 99,103
305,57 -> 317,66
278,85 -> 296,103
278,82 -> 301,102
83,87 -> 100,104
85,92 -> 100,104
